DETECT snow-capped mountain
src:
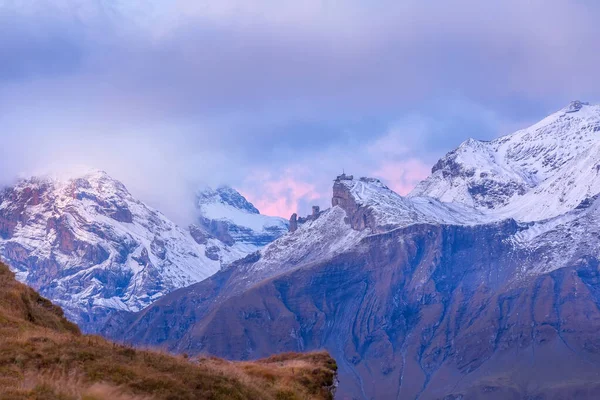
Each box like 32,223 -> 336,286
332,174 -> 493,231
190,186 -> 288,263
0,171 -> 225,330
411,100 -> 600,221
105,101 -> 600,399
0,170 -> 288,331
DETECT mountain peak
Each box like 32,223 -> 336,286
0,171 -> 223,330
193,185 -> 288,251
197,186 -> 260,214
69,170 -> 130,196
334,174 -> 387,189
13,169 -> 125,193
77,169 -> 119,184
411,100 -> 600,221
563,100 -> 590,113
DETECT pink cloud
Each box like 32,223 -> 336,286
241,159 -> 433,218
240,170 -> 323,217
374,159 -> 431,195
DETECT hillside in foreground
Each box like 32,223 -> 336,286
0,261 -> 337,400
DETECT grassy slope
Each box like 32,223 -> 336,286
0,262 -> 337,400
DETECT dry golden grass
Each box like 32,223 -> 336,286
0,262 -> 337,400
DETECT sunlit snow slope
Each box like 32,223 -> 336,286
411,101 -> 600,222
0,171 -> 220,329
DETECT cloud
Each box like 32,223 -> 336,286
373,160 -> 431,196
1,0 -> 599,219
240,169 -> 322,217
237,98 -> 512,216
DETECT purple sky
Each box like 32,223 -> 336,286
1,0 -> 599,221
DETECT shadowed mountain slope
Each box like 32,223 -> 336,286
104,215 -> 600,399
0,261 -> 337,400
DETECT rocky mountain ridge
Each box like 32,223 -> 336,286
103,101 -> 600,399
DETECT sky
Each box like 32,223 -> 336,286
1,0 -> 599,222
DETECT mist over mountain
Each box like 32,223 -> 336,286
2,0 -> 600,220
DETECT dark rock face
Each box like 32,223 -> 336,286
467,180 -> 527,208
289,207 -> 324,233
289,213 -> 298,233
69,179 -> 134,223
132,247 -> 152,267
0,182 -> 51,239
332,177 -> 382,232
204,246 -> 221,261
3,241 -> 29,263
432,151 -> 470,177
565,100 -> 589,113
430,152 -> 528,209
48,215 -> 79,254
150,237 -> 167,260
189,224 -> 210,245
104,218 -> 600,399
197,217 -> 236,246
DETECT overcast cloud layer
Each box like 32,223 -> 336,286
1,0 -> 599,221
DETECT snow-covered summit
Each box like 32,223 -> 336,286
563,100 -> 590,113
0,171 -> 225,330
197,186 -> 260,215
193,186 -> 288,253
332,174 -> 490,231
410,101 -> 600,221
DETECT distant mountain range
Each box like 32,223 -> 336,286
103,101 -> 600,399
0,170 -> 286,331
